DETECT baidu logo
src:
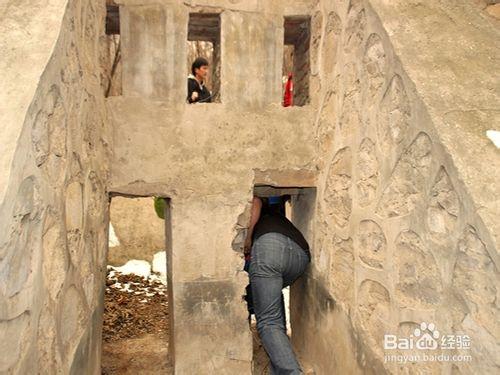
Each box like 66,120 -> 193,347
413,322 -> 440,350
383,322 -> 472,363
384,322 -> 440,350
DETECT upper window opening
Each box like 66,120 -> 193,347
104,4 -> 122,97
105,5 -> 120,35
187,13 -> 221,104
283,16 -> 311,107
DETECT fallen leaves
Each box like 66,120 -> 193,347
103,269 -> 169,342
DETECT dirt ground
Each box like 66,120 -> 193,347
102,333 -> 172,375
101,269 -> 173,374
100,268 -> 277,374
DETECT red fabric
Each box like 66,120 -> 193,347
283,73 -> 293,107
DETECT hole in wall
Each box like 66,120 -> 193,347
101,195 -> 174,374
187,13 -> 221,103
283,16 -> 311,107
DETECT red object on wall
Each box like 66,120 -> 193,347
283,73 -> 293,107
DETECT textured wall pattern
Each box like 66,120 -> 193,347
0,1 -> 110,373
1,0 -> 498,374
301,0 -> 499,373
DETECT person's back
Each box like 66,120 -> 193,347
251,202 -> 311,261
245,196 -> 310,374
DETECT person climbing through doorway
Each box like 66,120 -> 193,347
244,195 -> 311,375
187,57 -> 212,103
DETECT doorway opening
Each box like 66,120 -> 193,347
248,185 -> 316,373
283,16 -> 311,107
187,13 -> 221,103
101,195 -> 173,374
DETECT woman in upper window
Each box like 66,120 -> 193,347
187,57 -> 212,103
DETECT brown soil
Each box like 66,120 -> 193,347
102,334 -> 171,375
100,269 -> 307,374
101,270 -> 173,374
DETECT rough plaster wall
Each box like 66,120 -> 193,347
371,0 -> 500,252
107,92 -> 317,370
0,0 -> 110,373
2,0 -> 498,373
471,0 -> 500,19
292,0 -> 500,374
119,2 -> 188,102
222,11 -> 283,107
0,0 -> 68,204
109,0 -> 499,373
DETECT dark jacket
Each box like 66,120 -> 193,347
187,75 -> 212,103
251,204 -> 311,261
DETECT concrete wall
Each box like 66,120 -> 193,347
292,0 -> 500,374
120,3 -> 187,100
0,0 -> 69,205
108,96 -> 317,372
0,0 -> 111,373
109,0 -> 499,373
1,0 -> 499,374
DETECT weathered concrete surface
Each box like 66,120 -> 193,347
294,0 -> 500,374
369,0 -> 500,261
0,0 -> 68,204
107,97 -> 317,373
107,99 -> 316,194
221,11 -> 283,107
1,0 -> 499,374
117,0 -> 284,106
486,3 -> 500,19
119,3 -> 187,100
0,0 -> 111,373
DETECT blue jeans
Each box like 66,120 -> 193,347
249,232 -> 310,375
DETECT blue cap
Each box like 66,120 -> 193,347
268,196 -> 281,205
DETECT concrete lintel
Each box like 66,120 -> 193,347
108,182 -> 176,198
115,0 -> 179,6
254,186 -> 303,197
253,169 -> 317,188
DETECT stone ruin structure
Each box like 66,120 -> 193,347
1,0 -> 499,373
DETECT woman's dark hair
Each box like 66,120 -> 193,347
261,195 -> 291,216
191,57 -> 209,75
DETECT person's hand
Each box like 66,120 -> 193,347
191,91 -> 199,101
